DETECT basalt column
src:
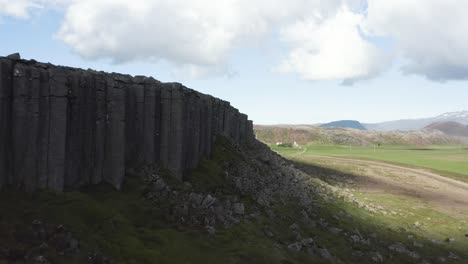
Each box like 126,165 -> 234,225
102,75 -> 126,189
183,90 -> 201,170
142,79 -> 158,165
0,55 -> 255,191
168,83 -> 185,179
0,59 -> 12,188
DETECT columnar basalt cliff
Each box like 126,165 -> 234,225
0,55 -> 254,191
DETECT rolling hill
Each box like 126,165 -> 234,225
254,125 -> 467,146
425,121 -> 468,137
320,120 -> 367,130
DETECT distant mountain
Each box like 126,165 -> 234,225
364,111 -> 468,131
425,121 -> 468,137
320,120 -> 367,130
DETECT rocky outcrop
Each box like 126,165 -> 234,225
0,55 -> 254,191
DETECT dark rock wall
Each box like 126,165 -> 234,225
0,56 -> 255,191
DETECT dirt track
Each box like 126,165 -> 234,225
300,155 -> 468,215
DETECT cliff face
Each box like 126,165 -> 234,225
0,55 -> 254,191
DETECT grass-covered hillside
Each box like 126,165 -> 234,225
1,138 -> 467,263
255,125 -> 467,146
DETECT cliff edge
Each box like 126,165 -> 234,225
0,54 -> 254,191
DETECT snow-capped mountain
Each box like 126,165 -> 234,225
364,111 -> 468,131
437,111 -> 468,120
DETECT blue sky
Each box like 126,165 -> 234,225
1,1 -> 467,124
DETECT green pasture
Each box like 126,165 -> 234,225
272,144 -> 468,181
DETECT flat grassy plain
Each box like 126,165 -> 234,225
272,144 -> 468,182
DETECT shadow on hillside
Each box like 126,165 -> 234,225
289,159 -> 424,197
290,158 -> 468,210
282,159 -> 468,263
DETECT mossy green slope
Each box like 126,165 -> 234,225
1,138 -> 467,264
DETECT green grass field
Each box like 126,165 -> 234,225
272,144 -> 468,182
270,144 -> 468,263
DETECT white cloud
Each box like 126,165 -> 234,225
279,7 -> 389,83
0,0 -> 41,18
56,0 -> 353,77
364,0 -> 468,81
0,0 -> 68,18
6,0 -> 468,83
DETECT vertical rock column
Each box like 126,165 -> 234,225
159,85 -> 171,167
247,120 -> 254,143
168,83 -> 185,179
0,59 -> 12,189
103,75 -> 126,189
78,72 -> 99,186
210,99 -> 224,148
92,73 -> 106,184
142,78 -> 158,165
64,70 -> 82,187
124,78 -> 161,170
64,70 -> 98,187
239,114 -> 247,144
223,105 -> 233,139
125,80 -> 145,167
153,81 -> 162,163
37,66 -> 50,189
47,67 -> 69,191
182,90 -> 200,169
11,63 -> 43,191
200,95 -> 213,158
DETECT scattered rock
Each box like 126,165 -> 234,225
300,238 -> 314,248
291,230 -> 302,240
233,203 -> 245,215
289,223 -> 300,231
437,257 -> 447,263
388,243 -> 407,253
448,252 -> 460,260
88,253 -> 116,264
201,195 -> 216,208
413,241 -> 424,248
263,226 -> 274,238
183,181 -> 193,190
319,248 -> 332,260
32,219 -> 43,226
205,226 -> 216,236
407,251 -> 420,259
175,204 -> 189,217
30,255 -> 50,264
287,242 -> 302,252
350,235 -> 361,243
329,227 -> 342,234
318,218 -> 328,228
371,252 -> 384,263
300,210 -> 310,222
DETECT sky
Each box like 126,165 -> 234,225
0,0 -> 467,125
